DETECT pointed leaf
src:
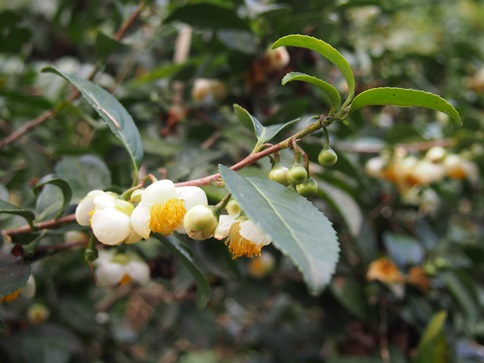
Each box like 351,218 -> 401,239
349,87 -> 461,125
0,199 -> 35,229
282,71 -> 341,114
273,34 -> 355,102
155,234 -> 211,309
0,251 -> 31,300
219,165 -> 340,294
33,174 -> 72,219
41,67 -> 144,182
413,310 -> 448,363
233,104 -> 299,144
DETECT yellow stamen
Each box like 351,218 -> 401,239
225,222 -> 262,259
89,210 -> 95,227
149,198 -> 186,236
0,289 -> 21,303
119,273 -> 132,285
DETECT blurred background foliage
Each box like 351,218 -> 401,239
0,0 -> 483,362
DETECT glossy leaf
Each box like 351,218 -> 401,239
0,199 -> 35,229
282,72 -> 341,114
156,235 -> 211,309
233,104 -> 299,145
331,277 -> 368,319
349,87 -> 462,125
272,34 -> 355,102
33,174 -> 72,219
0,250 -> 31,300
413,310 -> 448,363
220,165 -> 340,294
41,67 -> 143,183
165,3 -> 250,30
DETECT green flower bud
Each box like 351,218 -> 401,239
183,205 -> 220,240
268,164 -> 289,186
287,164 -> 308,185
296,177 -> 318,197
226,200 -> 241,218
318,147 -> 338,167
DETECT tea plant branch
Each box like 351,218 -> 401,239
3,214 -> 76,237
0,1 -> 145,150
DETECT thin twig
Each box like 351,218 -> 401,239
3,214 -> 76,237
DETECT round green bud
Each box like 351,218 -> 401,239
268,164 -> 289,186
287,164 -> 308,185
296,177 -> 318,197
226,200 -> 241,218
318,147 -> 338,167
183,205 -> 220,240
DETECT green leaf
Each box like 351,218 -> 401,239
282,71 -> 341,114
41,67 -> 144,183
55,155 -> 111,202
233,104 -> 299,145
95,32 -> 129,59
348,87 -> 461,125
442,271 -> 480,321
0,250 -> 31,300
0,199 -> 35,229
219,165 -> 340,294
155,235 -> 211,309
165,3 -> 250,30
331,277 -> 368,319
413,310 -> 448,363
272,34 -> 355,103
33,175 -> 72,219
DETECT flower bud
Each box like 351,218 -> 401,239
287,164 -> 308,185
268,163 -> 289,186
183,205 -> 220,240
296,177 -> 318,197
247,252 -> 276,278
226,200 -> 242,218
27,303 -> 50,325
318,147 -> 338,167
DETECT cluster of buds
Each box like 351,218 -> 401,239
75,181 -> 272,260
365,146 -> 479,211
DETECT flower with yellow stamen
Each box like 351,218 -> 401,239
214,214 -> 271,259
130,180 -> 208,239
94,250 -> 150,287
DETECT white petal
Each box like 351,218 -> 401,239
124,230 -> 143,244
20,275 -> 36,299
91,207 -> 132,245
176,186 -> 208,210
130,203 -> 151,239
142,180 -> 177,206
213,215 -> 235,240
239,219 -> 271,246
93,194 -> 116,209
95,262 -> 126,287
126,259 -> 150,285
75,190 -> 106,226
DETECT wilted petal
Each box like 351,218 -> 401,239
239,219 -> 271,246
213,215 -> 236,240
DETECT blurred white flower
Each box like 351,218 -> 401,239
94,250 -> 150,287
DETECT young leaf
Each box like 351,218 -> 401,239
155,234 -> 211,309
272,34 -> 355,103
233,104 -> 299,145
0,250 -> 31,300
41,67 -> 144,183
219,165 -> 340,295
413,310 -> 448,363
0,199 -> 35,229
33,174 -> 72,219
348,87 -> 462,125
282,72 -> 341,114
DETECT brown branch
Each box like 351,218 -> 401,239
0,2 -> 145,150
3,214 -> 76,237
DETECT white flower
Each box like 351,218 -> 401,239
444,154 -> 479,183
213,215 -> 271,259
94,250 -> 150,287
130,180 -> 208,239
75,191 -> 141,246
